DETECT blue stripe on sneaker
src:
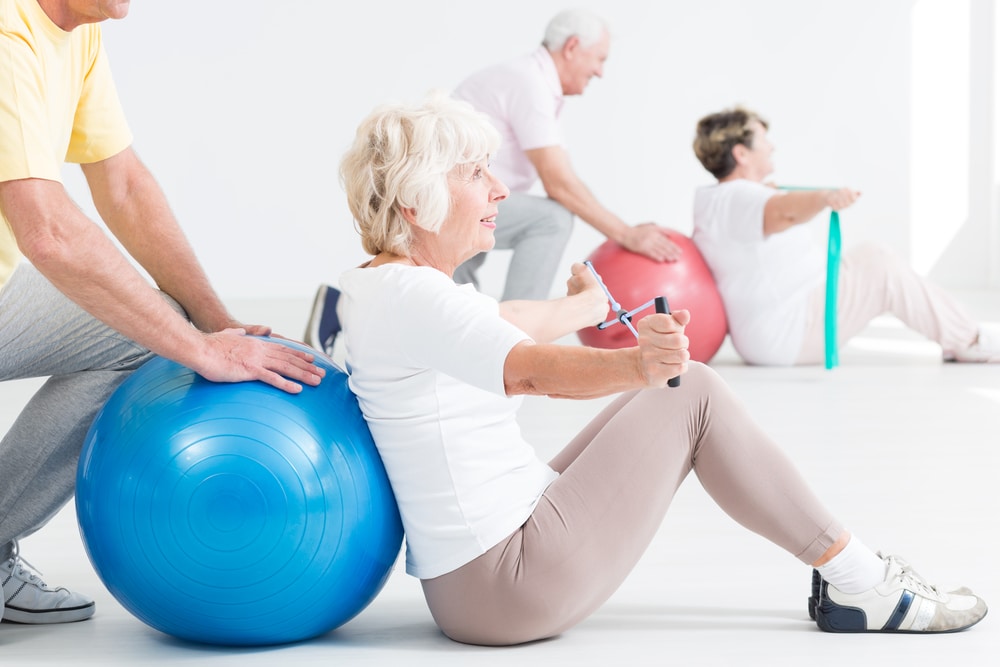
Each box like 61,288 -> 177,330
882,590 -> 914,630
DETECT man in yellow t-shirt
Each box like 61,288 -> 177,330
0,0 -> 326,625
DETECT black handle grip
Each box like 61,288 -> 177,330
654,296 -> 681,388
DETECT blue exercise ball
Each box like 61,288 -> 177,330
76,337 -> 403,646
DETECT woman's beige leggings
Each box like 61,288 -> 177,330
421,363 -> 844,645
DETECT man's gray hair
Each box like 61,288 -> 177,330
542,9 -> 609,50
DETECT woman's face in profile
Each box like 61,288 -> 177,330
744,121 -> 775,179
436,160 -> 509,265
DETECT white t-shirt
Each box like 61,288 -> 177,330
338,264 -> 558,579
692,180 -> 824,365
453,46 -> 564,192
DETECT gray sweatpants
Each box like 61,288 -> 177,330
0,264 -> 158,560
421,363 -> 844,645
453,191 -> 574,301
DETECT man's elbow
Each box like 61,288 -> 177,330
17,226 -> 74,268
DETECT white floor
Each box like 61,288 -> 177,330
2,291 -> 998,666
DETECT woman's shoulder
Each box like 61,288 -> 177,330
697,179 -> 776,213
340,264 -> 489,316
341,263 -> 447,290
703,178 -> 773,196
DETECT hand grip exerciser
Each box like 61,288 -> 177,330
584,261 -> 681,388
654,296 -> 681,388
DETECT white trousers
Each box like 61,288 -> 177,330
795,243 -> 979,364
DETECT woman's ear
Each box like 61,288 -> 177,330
731,143 -> 749,166
400,206 -> 419,226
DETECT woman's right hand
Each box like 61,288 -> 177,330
825,187 -> 861,211
636,309 -> 691,387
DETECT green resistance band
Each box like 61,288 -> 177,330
824,211 -> 840,369
779,187 -> 841,369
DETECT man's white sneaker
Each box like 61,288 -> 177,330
2,553 -> 95,624
815,554 -> 987,633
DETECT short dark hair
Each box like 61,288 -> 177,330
693,107 -> 769,179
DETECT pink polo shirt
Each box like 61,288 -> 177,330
453,46 -> 564,192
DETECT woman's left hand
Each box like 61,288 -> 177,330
566,262 -> 609,326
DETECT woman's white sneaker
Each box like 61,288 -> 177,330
947,324 -> 1000,362
815,554 -> 987,633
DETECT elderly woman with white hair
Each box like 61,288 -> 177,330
335,94 -> 987,646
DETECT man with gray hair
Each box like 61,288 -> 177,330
302,10 -> 681,354
452,9 -> 681,301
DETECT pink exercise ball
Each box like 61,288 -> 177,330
578,233 -> 728,363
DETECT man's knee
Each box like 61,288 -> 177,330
537,199 -> 574,240
504,194 -> 574,240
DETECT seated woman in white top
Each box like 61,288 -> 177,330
691,106 -> 998,366
336,94 -> 986,645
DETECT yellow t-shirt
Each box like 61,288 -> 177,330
0,0 -> 133,287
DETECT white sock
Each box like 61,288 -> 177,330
817,536 -> 886,594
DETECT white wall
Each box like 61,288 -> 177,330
63,0 -> 997,300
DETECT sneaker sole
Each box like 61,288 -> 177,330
816,610 -> 988,634
303,285 -> 330,350
2,601 -> 95,624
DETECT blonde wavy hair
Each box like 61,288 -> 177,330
340,93 -> 501,257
